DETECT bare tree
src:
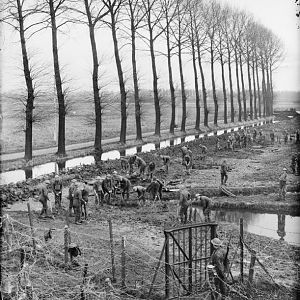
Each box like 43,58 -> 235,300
71,0 -> 109,154
102,0 -> 127,144
193,0 -> 208,127
203,0 -> 221,126
1,0 -> 45,160
124,0 -> 147,141
159,0 -> 178,134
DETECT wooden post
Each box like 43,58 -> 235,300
27,203 -> 36,252
80,263 -> 88,300
248,250 -> 256,283
147,240 -> 167,299
165,233 -> 170,299
193,209 -> 197,222
240,218 -> 244,282
188,227 -> 193,294
121,237 -> 126,288
108,219 -> 116,282
20,248 -> 25,269
65,210 -> 70,227
64,225 -> 70,264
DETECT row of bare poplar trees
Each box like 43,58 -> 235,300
1,0 -> 283,160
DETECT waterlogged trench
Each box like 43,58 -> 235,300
0,121 -> 267,185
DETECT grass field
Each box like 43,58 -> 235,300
1,89 -> 299,154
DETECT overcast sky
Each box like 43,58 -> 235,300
1,0 -> 299,94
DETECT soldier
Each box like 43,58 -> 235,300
270,130 -> 275,145
113,174 -> 131,203
146,178 -> 162,201
291,154 -> 297,174
52,175 -> 63,210
279,168 -> 288,201
160,155 -> 170,173
147,161 -> 156,179
195,194 -> 212,222
183,154 -> 192,175
73,182 -> 83,224
200,144 -> 208,154
38,180 -> 51,218
210,238 -> 229,300
68,179 -> 77,216
215,137 -> 221,151
253,129 -> 257,142
220,160 -> 228,185
235,132 -> 241,149
133,186 -> 146,206
120,157 -> 129,172
178,189 -> 192,224
135,156 -> 147,177
181,146 -> 188,163
128,155 -> 137,174
93,176 -> 103,205
102,174 -> 113,204
81,183 -> 89,220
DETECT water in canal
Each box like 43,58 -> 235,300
195,208 -> 300,246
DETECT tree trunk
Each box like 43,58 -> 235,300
252,58 -> 257,119
84,0 -> 102,153
234,49 -> 242,122
196,43 -> 208,127
239,52 -> 247,121
178,42 -> 187,132
227,46 -> 234,123
220,53 -> 227,124
111,15 -> 127,143
266,62 -> 271,116
255,53 -> 261,118
246,50 -> 253,120
49,0 -> 66,156
210,42 -> 218,126
148,24 -> 160,136
261,59 -> 267,117
17,0 -> 34,161
166,24 -> 176,134
269,66 -> 274,115
131,21 -> 142,140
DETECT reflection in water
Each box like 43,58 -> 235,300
136,145 -> 142,153
160,140 -> 170,148
181,137 -> 185,143
155,142 -> 160,150
119,149 -> 126,157
57,160 -> 66,171
33,162 -> 56,178
0,170 -> 26,184
65,156 -> 95,168
25,167 -> 33,180
125,147 -> 137,156
185,135 -> 195,142
277,214 -> 286,241
207,209 -> 299,245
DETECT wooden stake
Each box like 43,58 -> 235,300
121,237 -> 126,288
108,219 -> 116,282
64,225 -> 70,264
147,240 -> 167,299
80,263 -> 88,300
240,218 -> 244,282
248,250 -> 256,283
27,203 -> 36,252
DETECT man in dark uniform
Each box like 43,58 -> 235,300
220,160 -> 228,185
113,173 -> 131,203
195,194 -> 212,222
38,180 -> 51,217
81,182 -> 89,220
52,175 -> 63,210
279,168 -> 288,201
73,183 -> 83,225
147,161 -> 156,179
146,177 -> 163,201
128,155 -> 137,175
181,146 -> 188,164
120,157 -> 129,172
93,176 -> 103,205
184,154 -> 192,175
210,238 -> 229,300
135,156 -> 147,177
68,179 -> 77,216
161,155 -> 170,173
178,189 -> 192,224
102,174 -> 113,204
133,186 -> 146,206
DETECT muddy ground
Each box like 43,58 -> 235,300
2,111 -> 300,299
